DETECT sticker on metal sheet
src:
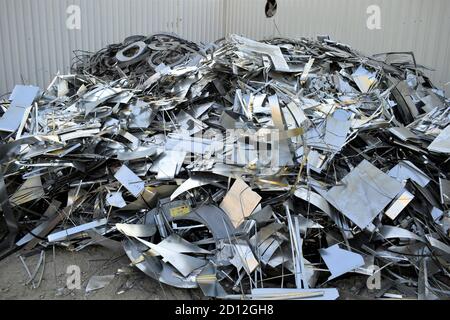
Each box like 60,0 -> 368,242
170,205 -> 191,218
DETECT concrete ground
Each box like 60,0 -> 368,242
0,245 -> 202,300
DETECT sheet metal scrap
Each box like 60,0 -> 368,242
0,34 -> 449,300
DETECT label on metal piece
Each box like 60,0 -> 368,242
170,205 -> 191,218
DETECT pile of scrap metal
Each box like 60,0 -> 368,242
0,33 -> 449,300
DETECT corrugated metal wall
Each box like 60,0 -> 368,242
0,0 -> 225,94
1,0 -> 449,95
225,0 -> 450,91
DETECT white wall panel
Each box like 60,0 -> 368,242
0,0 -> 224,93
0,0 -> 449,95
225,0 -> 450,90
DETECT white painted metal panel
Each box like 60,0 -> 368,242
0,0 -> 449,95
225,0 -> 450,90
0,0 -> 224,93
